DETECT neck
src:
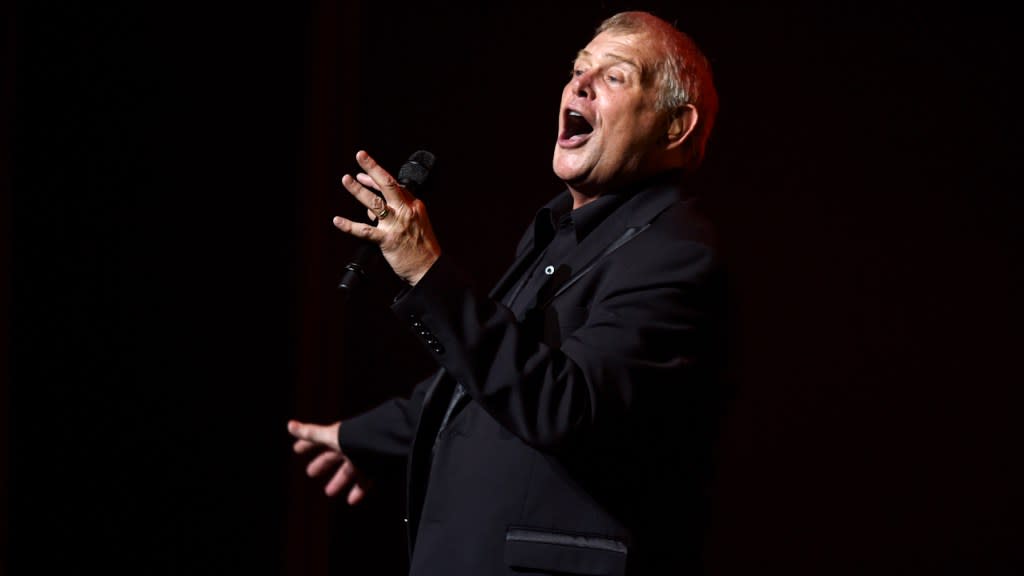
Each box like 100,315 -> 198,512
569,188 -> 600,210
567,168 -> 685,210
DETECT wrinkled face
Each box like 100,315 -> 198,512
553,31 -> 666,195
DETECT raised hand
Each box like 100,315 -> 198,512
332,150 -> 441,285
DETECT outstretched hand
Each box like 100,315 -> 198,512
333,150 -> 441,285
287,419 -> 371,504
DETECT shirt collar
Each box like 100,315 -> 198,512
531,169 -> 688,246
533,191 -> 627,246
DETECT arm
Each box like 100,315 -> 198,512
336,370 -> 434,461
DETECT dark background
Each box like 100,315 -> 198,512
3,1 -> 1020,574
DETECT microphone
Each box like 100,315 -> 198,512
337,150 -> 436,296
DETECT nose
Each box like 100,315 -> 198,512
571,70 -> 593,99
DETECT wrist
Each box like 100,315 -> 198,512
407,251 -> 441,286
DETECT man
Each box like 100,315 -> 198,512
289,10 -> 724,575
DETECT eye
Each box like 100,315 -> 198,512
606,74 -> 622,83
573,67 -> 585,78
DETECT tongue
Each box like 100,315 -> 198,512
559,130 -> 591,147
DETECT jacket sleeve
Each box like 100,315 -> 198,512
336,371 -> 435,469
390,235 -> 719,453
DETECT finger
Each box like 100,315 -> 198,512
306,450 -> 344,478
355,150 -> 406,205
287,420 -> 324,444
333,215 -> 385,244
355,172 -> 381,192
292,438 -> 317,454
348,482 -> 366,505
341,174 -> 388,214
287,420 -> 341,451
325,459 -> 357,498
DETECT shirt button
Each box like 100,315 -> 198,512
544,265 -> 555,275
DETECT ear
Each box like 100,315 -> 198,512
663,104 -> 698,151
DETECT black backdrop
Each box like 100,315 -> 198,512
4,1 -> 1020,575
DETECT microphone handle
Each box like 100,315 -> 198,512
336,241 -> 380,294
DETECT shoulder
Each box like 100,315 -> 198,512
649,197 -> 717,248
614,196 -> 720,286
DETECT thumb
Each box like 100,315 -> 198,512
287,419 -> 341,451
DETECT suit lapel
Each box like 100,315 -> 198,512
487,237 -> 539,304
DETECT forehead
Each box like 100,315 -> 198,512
578,31 -> 655,66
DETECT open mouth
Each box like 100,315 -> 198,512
559,109 -> 593,146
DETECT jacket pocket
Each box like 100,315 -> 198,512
505,526 -> 627,576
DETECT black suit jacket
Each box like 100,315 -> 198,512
340,175 -> 726,575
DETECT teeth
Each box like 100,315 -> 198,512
568,110 -> 583,117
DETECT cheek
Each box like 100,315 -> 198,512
618,109 -> 661,146
602,101 -> 639,134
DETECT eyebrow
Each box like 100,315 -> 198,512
576,49 -> 641,71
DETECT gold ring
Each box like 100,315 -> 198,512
377,207 -> 389,219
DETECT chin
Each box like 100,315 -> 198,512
552,156 -> 587,184
554,168 -> 584,185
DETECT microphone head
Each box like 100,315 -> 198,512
398,150 -> 436,189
